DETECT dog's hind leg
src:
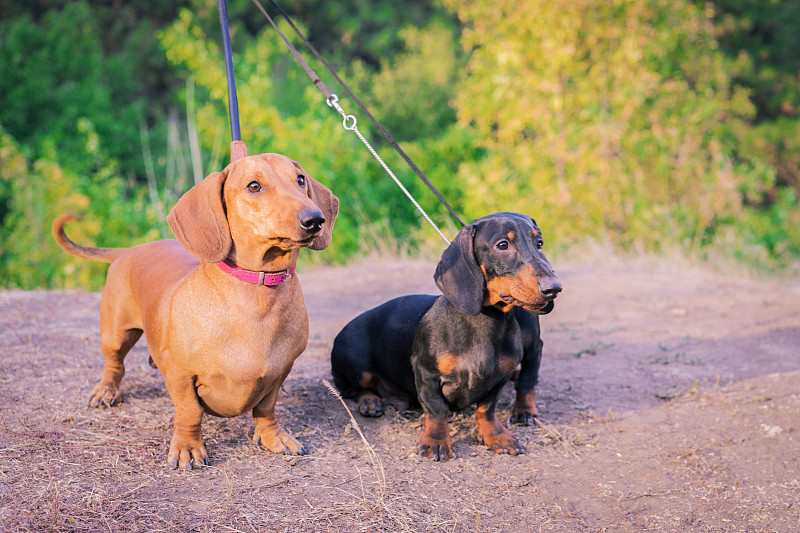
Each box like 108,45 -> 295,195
330,335 -> 387,417
333,367 -> 399,417
89,327 -> 141,407
352,372 -> 388,417
89,290 -> 142,407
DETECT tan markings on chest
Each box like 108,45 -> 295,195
498,354 -> 518,376
437,352 -> 463,375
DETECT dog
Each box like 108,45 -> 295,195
53,153 -> 338,469
330,212 -> 561,461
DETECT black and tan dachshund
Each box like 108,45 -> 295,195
330,212 -> 561,461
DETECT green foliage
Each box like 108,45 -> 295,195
443,0 -> 796,259
182,0 -> 446,68
0,3 -> 110,173
158,9 -> 466,261
710,0 -> 800,120
354,20 -> 462,142
0,124 -> 160,290
736,187 -> 800,267
706,0 -> 800,237
0,2 -> 173,289
1,0 -> 799,290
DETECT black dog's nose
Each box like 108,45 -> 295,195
539,278 -> 562,299
298,209 -> 325,233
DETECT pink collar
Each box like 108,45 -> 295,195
216,258 -> 295,286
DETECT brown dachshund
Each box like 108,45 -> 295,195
53,153 -> 338,469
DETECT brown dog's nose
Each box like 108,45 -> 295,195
298,209 -> 325,234
539,278 -> 562,299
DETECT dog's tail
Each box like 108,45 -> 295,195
52,214 -> 128,263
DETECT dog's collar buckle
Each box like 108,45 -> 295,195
217,258 -> 295,286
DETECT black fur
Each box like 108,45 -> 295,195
330,212 -> 561,459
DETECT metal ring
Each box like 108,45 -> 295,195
326,94 -> 339,107
343,115 -> 357,131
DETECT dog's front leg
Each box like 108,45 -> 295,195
415,368 -> 455,461
252,384 -> 307,456
164,375 -> 208,469
511,344 -> 543,425
475,383 -> 525,456
511,308 -> 544,425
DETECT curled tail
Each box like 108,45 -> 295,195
52,214 -> 128,263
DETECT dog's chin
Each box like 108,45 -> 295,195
526,300 -> 555,315
297,235 -> 318,248
515,299 -> 555,315
267,234 -> 318,250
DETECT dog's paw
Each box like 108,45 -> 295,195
253,426 -> 307,456
419,437 -> 455,462
357,394 -> 385,417
511,390 -> 539,426
509,410 -> 539,427
167,436 -> 209,470
478,428 -> 525,456
88,383 -> 122,408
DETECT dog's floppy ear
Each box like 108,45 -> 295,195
434,223 -> 485,315
296,161 -> 339,251
167,170 -> 231,262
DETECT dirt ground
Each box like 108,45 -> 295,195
1,256 -> 799,532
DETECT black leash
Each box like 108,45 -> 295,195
250,0 -> 466,229
217,0 -> 248,162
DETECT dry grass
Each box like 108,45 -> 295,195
3,261 -> 800,531
0,369 -> 473,532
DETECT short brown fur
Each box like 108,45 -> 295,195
53,153 -> 338,469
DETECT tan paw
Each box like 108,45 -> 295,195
253,426 -> 307,456
88,382 -> 121,408
478,426 -> 525,456
419,435 -> 455,461
167,435 -> 209,470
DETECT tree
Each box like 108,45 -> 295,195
444,0 -> 779,257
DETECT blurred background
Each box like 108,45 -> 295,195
1,0 -> 799,289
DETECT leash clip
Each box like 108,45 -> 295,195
326,93 -> 358,131
342,115 -> 357,131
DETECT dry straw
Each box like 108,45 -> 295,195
321,379 -> 386,506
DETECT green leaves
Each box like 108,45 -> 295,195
2,0 -> 800,289
444,0 -> 789,260
0,125 -> 161,290
158,9 -> 465,260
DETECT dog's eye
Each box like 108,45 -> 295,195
247,181 -> 262,193
297,175 -> 306,188
496,240 -> 509,250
